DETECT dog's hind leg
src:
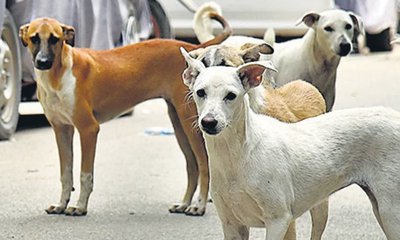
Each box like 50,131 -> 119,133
166,101 -> 199,214
45,123 -> 75,214
360,185 -> 384,228
174,99 -> 209,216
367,186 -> 400,239
309,199 -> 329,240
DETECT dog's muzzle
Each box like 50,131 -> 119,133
200,114 -> 219,135
34,51 -> 54,70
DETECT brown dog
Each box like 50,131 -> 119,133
19,16 -> 231,216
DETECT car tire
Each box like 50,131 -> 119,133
148,0 -> 173,39
0,9 -> 21,140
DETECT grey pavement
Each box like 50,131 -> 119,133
1,46 -> 400,240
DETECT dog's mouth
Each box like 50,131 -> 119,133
34,62 -> 53,70
201,127 -> 220,136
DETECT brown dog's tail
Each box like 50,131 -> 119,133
194,2 -> 232,47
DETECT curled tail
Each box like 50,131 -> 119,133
194,2 -> 228,44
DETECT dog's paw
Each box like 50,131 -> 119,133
168,203 -> 189,214
64,206 -> 87,216
184,204 -> 206,216
45,204 -> 66,214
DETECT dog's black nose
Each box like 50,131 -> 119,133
35,58 -> 53,70
339,42 -> 351,56
201,116 -> 218,133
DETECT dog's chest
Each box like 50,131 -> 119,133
212,174 -> 266,227
35,69 -> 76,124
210,151 -> 267,227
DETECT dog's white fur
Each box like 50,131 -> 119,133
189,44 -> 328,239
181,48 -> 400,240
194,3 -> 364,112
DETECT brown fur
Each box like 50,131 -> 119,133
263,80 -> 326,123
20,17 -> 232,216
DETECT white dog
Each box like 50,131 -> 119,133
181,48 -> 400,240
189,43 -> 328,240
194,3 -> 364,112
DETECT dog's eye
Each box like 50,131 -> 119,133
30,35 -> 40,44
324,26 -> 334,32
224,92 -> 236,101
345,24 -> 352,30
48,35 -> 59,44
196,89 -> 206,98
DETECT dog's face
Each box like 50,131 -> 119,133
181,48 -> 276,136
300,9 -> 363,57
19,18 -> 75,70
189,43 -> 274,68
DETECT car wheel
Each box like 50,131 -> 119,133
0,9 -> 21,140
148,0 -> 173,39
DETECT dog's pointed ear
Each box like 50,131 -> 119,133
19,24 -> 30,47
240,43 -> 274,63
297,12 -> 320,27
348,12 -> 364,36
237,61 -> 277,91
188,48 -> 205,59
61,24 -> 75,46
180,47 -> 206,88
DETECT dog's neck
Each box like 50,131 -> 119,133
303,29 -> 341,67
247,86 -> 267,114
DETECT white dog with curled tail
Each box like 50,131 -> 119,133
181,47 -> 400,240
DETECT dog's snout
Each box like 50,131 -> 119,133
339,42 -> 351,56
201,115 -> 218,134
35,54 -> 53,70
36,58 -> 53,70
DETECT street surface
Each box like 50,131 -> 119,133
1,47 -> 399,239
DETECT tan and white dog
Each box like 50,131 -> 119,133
19,16 -> 231,216
181,48 -> 400,239
194,3 -> 364,112
189,44 -> 328,239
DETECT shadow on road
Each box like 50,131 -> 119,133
17,115 -> 50,131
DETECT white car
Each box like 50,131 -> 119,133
162,0 -> 334,38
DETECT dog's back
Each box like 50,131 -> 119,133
267,80 -> 326,122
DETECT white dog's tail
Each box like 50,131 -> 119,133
263,28 -> 276,47
193,2 -> 222,43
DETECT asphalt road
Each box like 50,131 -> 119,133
1,47 -> 400,240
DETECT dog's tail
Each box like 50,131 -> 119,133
194,2 -> 231,46
263,28 -> 276,47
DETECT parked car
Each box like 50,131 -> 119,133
0,4 -> 22,140
163,0 -> 334,38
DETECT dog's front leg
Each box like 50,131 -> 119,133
219,214 -> 249,240
65,111 -> 100,216
265,216 -> 292,240
212,195 -> 249,240
46,123 -> 75,214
